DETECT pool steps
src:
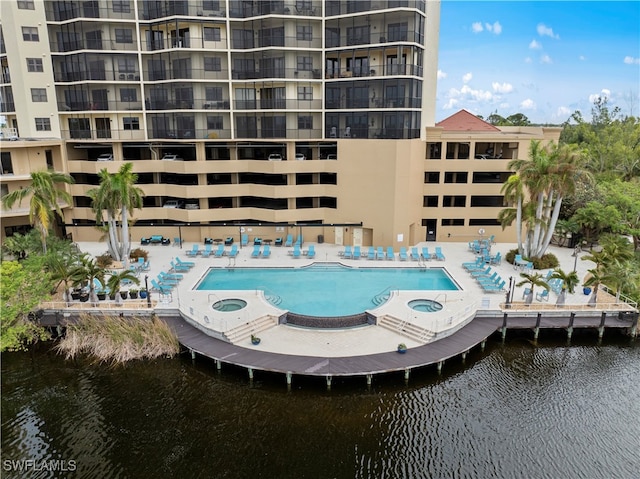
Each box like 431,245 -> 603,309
224,315 -> 278,344
377,315 -> 435,343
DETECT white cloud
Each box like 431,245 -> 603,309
520,99 -> 537,110
540,54 -> 552,64
448,84 -> 494,103
624,56 -> 640,65
589,89 -> 611,103
485,21 -> 502,34
437,70 -> 447,80
529,39 -> 542,50
443,98 -> 459,110
499,102 -> 511,110
556,106 -> 572,118
462,72 -> 473,83
471,22 -> 483,33
537,23 -> 559,39
524,57 -> 533,64
492,82 -> 514,94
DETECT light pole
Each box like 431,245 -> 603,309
144,275 -> 151,308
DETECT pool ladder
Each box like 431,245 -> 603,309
372,285 -> 398,306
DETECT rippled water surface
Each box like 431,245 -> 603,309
2,333 -> 639,479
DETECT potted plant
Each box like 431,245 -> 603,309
129,288 -> 139,299
251,334 -> 261,345
107,269 -> 140,306
79,291 -> 90,302
120,290 -> 129,300
397,343 -> 407,354
71,288 -> 82,300
97,291 -> 107,301
139,289 -> 148,299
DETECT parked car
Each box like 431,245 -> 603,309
163,200 -> 184,209
184,202 -> 199,210
295,153 -> 306,161
96,153 -> 114,161
162,153 -> 182,161
268,153 -> 283,161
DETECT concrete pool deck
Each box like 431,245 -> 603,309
70,239 -> 635,360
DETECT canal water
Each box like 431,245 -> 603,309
2,331 -> 638,479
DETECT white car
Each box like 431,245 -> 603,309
162,153 -> 182,161
97,153 -> 113,161
268,153 -> 283,161
163,200 -> 184,209
295,153 -> 306,161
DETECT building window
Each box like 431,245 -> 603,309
424,172 -> 440,183
31,88 -> 47,102
388,22 -> 408,42
204,57 -> 222,71
441,218 -> 465,226
0,152 -> 14,174
117,57 -> 136,73
427,142 -> 442,159
203,1 -> 220,10
296,25 -> 312,41
469,218 -> 501,226
35,118 -> 51,131
297,87 -> 313,100
298,115 -> 313,129
296,56 -> 313,71
1,184 -> 8,198
22,26 -> 39,42
115,29 -> 133,43
205,87 -> 223,101
423,196 -> 438,207
470,196 -> 504,207
207,116 -> 223,130
17,1 -> 35,9
204,27 -> 221,42
442,195 -> 466,207
123,117 -> 139,130
472,172 -> 511,183
120,88 -> 137,102
444,172 -> 468,183
112,0 -> 130,13
26,58 -> 44,72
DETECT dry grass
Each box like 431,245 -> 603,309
56,313 -> 179,364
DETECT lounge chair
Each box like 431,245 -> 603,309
284,234 -> 293,247
536,289 -> 550,301
155,275 -> 178,286
295,235 -> 303,246
262,244 -> 271,258
274,237 -> 283,246
201,244 -> 213,258
421,247 -> 431,260
253,237 -> 262,245
463,258 -> 484,270
410,247 -> 420,261
353,246 -> 361,260
170,260 -> 191,272
241,234 -> 249,246
293,244 -> 301,258
490,252 -> 502,265
159,271 -> 183,281
150,279 -> 173,294
343,246 -> 352,259
175,257 -> 195,268
228,245 -> 238,257
224,237 -> 234,245
376,247 -> 385,260
435,246 -> 445,260
214,244 -> 225,257
367,246 -> 376,260
484,280 -> 506,292
307,245 -> 315,259
471,266 -> 492,278
399,247 -> 408,261
173,237 -> 182,247
251,245 -> 261,258
185,244 -> 200,257
477,272 -> 499,285
522,287 -> 532,299
386,247 -> 394,260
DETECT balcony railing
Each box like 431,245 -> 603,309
324,64 -> 423,79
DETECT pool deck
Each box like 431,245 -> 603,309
59,240 -> 637,380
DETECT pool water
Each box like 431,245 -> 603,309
212,299 -> 247,312
408,299 -> 444,313
197,264 -> 458,317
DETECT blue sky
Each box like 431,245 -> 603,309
436,0 -> 640,124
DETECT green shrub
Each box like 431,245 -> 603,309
505,249 -> 559,270
129,248 -> 149,262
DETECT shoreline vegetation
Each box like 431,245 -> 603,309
56,314 -> 179,364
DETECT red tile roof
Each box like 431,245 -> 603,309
436,110 -> 501,132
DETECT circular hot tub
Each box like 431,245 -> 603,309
408,299 -> 443,313
212,299 -> 247,312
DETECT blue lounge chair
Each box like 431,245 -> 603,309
410,247 -> 420,261
185,244 -> 200,257
386,247 -> 394,260
201,244 -> 213,258
366,246 -> 375,260
471,266 -> 492,277
170,260 -> 191,272
375,246 -> 384,260
251,245 -> 261,258
241,234 -> 249,246
175,257 -> 195,268
484,280 -> 506,292
173,237 -> 182,247
307,245 -> 315,259
490,252 -> 502,265
295,236 -> 303,246
435,246 -> 445,260
293,244 -> 301,258
343,246 -> 352,259
253,237 -> 262,245
214,244 -> 225,257
224,237 -> 234,245
536,289 -> 550,301
228,244 -> 238,257
159,271 -> 183,281
353,246 -> 361,259
274,237 -> 283,246
421,247 -> 431,260
522,287 -> 532,299
284,234 -> 293,247
399,247 -> 408,261
477,272 -> 498,285
262,244 -> 271,258
155,275 -> 178,286
150,279 -> 173,294
463,258 -> 485,270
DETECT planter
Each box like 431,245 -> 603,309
109,293 -> 117,301
120,291 -> 128,300
129,291 -> 139,299
139,290 -> 148,299
251,336 -> 261,345
97,292 -> 107,301
71,290 -> 82,300
583,287 -> 592,295
79,294 -> 89,303
397,344 -> 407,354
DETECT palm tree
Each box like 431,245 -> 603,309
583,268 -> 606,306
106,269 -> 140,304
500,173 -> 525,255
46,251 -> 80,304
1,170 -> 74,253
550,267 -> 579,306
70,254 -> 106,304
88,163 -> 144,263
516,271 -> 549,304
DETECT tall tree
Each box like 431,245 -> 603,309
1,171 -> 74,254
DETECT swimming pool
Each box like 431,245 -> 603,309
196,264 -> 459,317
